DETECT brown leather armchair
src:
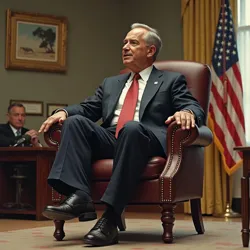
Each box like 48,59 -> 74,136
44,60 -> 213,243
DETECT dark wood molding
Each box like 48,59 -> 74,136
0,147 -> 57,220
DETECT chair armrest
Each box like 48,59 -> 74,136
189,125 -> 213,146
162,121 -> 213,177
44,123 -> 62,148
160,121 -> 213,197
166,121 -> 213,150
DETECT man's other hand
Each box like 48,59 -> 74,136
165,110 -> 195,130
25,129 -> 39,146
39,111 -> 67,133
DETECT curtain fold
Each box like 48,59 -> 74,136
182,0 -> 237,215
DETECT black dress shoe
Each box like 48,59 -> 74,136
42,193 -> 97,221
83,217 -> 118,246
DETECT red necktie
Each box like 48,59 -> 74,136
115,73 -> 140,138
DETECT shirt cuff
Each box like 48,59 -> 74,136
55,108 -> 68,118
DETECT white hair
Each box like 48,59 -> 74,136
131,23 -> 162,60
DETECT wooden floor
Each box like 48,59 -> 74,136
0,211 -> 241,232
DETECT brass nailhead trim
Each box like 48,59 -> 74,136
161,127 -> 191,202
49,128 -> 60,147
52,188 -> 61,202
50,127 -> 60,202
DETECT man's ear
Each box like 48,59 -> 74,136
147,45 -> 156,58
6,112 -> 12,123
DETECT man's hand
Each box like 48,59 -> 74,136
25,129 -> 40,146
39,111 -> 67,133
165,110 -> 195,130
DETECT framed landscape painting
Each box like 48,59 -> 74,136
5,9 -> 68,73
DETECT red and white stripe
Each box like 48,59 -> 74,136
209,62 -> 245,172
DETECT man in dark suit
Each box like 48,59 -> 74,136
39,23 -> 205,246
0,103 -> 41,147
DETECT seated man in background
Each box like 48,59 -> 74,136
0,103 -> 41,147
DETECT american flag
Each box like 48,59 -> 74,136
209,0 -> 245,175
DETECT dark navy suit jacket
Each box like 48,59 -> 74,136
64,67 -> 205,154
0,123 -> 29,147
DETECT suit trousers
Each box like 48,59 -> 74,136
48,115 -> 165,215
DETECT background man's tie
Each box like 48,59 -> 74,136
16,130 -> 21,136
115,73 -> 140,138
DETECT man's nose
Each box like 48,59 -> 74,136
123,43 -> 129,50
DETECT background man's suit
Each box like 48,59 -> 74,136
48,67 -> 205,215
0,123 -> 29,147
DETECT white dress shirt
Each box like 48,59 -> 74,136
111,65 -> 153,126
9,124 -> 20,136
9,124 -> 43,147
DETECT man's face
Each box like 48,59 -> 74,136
122,28 -> 154,72
7,106 -> 26,129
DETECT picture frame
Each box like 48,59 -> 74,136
5,9 -> 68,73
10,100 -> 44,116
47,103 -> 68,117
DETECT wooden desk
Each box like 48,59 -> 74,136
234,146 -> 250,247
0,147 -> 57,220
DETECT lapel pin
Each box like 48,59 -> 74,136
154,81 -> 158,85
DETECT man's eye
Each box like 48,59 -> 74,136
131,41 -> 138,46
12,114 -> 25,117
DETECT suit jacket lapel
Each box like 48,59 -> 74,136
6,123 -> 16,137
106,73 -> 131,122
139,67 -> 163,120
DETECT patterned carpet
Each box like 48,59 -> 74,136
0,218 -> 245,250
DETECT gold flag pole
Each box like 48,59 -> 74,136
214,174 -> 241,218
224,174 -> 241,218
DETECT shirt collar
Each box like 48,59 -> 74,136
9,124 -> 19,135
129,65 -> 153,82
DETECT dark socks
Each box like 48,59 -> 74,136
103,204 -> 119,226
74,189 -> 92,202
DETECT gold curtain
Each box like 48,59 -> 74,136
181,0 -> 237,215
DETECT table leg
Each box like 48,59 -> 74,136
241,177 -> 249,247
36,154 -> 53,220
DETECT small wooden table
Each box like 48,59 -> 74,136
234,146 -> 250,247
0,147 -> 57,220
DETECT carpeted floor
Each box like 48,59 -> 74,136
0,218 -> 245,249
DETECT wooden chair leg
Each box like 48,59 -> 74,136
161,203 -> 176,243
190,198 -> 204,234
53,220 -> 65,241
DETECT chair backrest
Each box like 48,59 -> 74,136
120,60 -> 212,122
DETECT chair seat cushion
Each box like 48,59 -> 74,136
92,156 -> 166,181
